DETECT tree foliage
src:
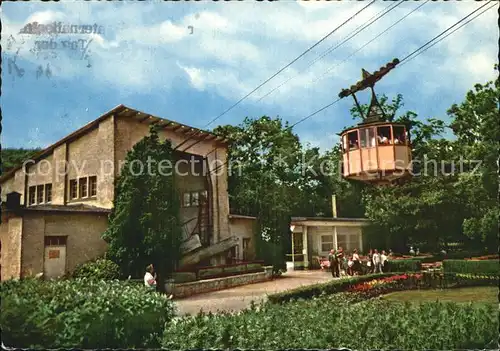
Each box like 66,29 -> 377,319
102,125 -> 182,283
1,148 -> 41,173
359,69 -> 499,253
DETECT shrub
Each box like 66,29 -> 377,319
198,267 -> 224,280
386,259 -> 422,272
0,278 -> 175,349
267,273 -> 395,304
171,272 -> 197,283
72,258 -> 121,280
246,263 -> 264,272
442,259 -> 499,275
224,265 -> 246,275
162,293 -> 498,349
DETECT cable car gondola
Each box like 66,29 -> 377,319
338,59 -> 412,186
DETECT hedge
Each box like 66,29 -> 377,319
442,259 -> 499,275
246,263 -> 264,272
0,278 -> 174,349
267,273 -> 395,304
198,267 -> 224,279
197,264 -> 263,280
386,259 -> 422,272
171,272 -> 197,283
72,258 -> 121,280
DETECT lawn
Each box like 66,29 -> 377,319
381,286 -> 498,305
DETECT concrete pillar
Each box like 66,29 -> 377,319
303,225 -> 309,269
334,225 -> 338,250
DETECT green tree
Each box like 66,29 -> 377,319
215,117 -> 302,270
1,148 -> 41,173
354,69 -> 499,254
102,125 -> 182,286
448,69 -> 499,252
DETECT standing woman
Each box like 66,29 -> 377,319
367,249 -> 374,274
352,249 -> 361,275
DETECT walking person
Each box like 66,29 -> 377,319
373,249 -> 382,273
380,250 -> 388,273
337,247 -> 345,277
328,249 -> 339,278
367,249 -> 374,274
352,249 -> 361,275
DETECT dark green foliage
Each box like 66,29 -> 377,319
386,259 -> 422,272
0,278 -> 175,349
171,272 -> 197,283
196,263 -> 264,280
162,291 -> 498,350
246,263 -> 264,272
102,125 -> 182,285
1,148 -> 41,173
72,258 -> 121,280
360,72 -> 499,253
198,267 -> 224,279
443,259 -> 500,275
267,273 -> 395,304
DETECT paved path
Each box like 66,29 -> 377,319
173,270 -> 333,316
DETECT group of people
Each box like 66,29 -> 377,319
328,248 -> 392,277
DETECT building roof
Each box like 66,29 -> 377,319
291,216 -> 370,223
229,214 -> 257,220
2,203 -> 111,214
0,104 -> 229,183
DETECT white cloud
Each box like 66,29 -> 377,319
1,1 -> 497,148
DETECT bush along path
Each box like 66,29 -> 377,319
161,292 -> 498,350
0,278 -> 175,349
162,272 -> 499,350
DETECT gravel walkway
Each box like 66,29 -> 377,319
173,270 -> 334,316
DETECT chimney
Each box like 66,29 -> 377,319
6,192 -> 22,211
332,195 -> 337,218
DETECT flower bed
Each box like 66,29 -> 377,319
348,273 -> 423,298
267,273 -> 396,304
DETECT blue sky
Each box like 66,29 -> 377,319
1,1 -> 497,151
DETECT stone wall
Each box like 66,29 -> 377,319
0,214 -> 23,281
165,266 -> 273,298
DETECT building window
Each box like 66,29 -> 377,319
79,177 -> 88,198
349,234 -> 361,252
28,186 -> 36,205
336,234 -> 348,251
36,185 -> 44,204
89,176 -> 97,197
69,179 -> 78,200
45,184 -> 52,203
44,236 -> 67,246
182,193 -> 191,207
321,235 -> 334,252
191,192 -> 199,206
182,190 -> 208,207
